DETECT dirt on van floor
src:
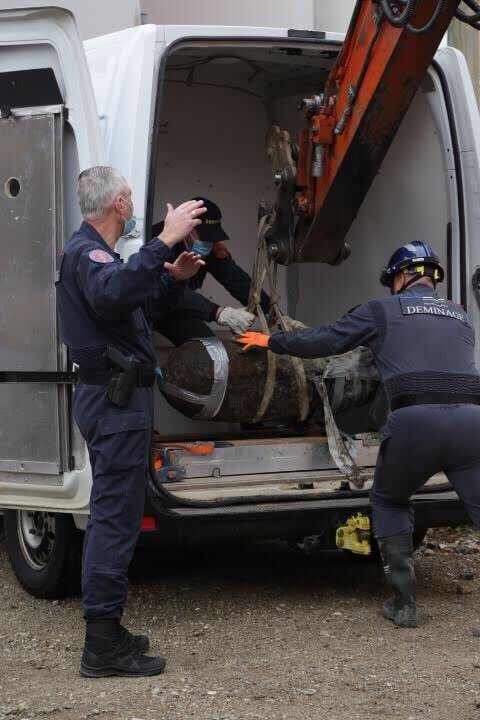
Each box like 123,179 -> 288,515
1,525 -> 480,720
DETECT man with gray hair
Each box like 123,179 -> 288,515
56,166 -> 206,677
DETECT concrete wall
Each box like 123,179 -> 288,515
141,0 -> 355,34
0,0 -> 141,39
141,0 -> 314,29
314,1 -> 356,33
0,1 -> 359,38
448,19 -> 480,107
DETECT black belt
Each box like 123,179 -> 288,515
391,392 -> 480,411
78,366 -> 156,387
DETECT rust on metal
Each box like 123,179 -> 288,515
160,340 -> 379,425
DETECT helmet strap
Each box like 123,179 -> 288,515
398,270 -> 436,294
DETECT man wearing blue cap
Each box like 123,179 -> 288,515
152,197 -> 270,345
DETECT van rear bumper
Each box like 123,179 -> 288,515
138,490 -> 468,548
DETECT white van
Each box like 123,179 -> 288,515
1,7 -> 479,597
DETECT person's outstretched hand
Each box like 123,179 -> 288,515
237,331 -> 270,352
164,251 -> 205,280
159,199 -> 207,247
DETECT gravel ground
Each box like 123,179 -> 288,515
2,524 -> 480,720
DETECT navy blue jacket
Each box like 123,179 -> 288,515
269,284 -> 479,400
180,241 -> 270,321
150,234 -> 270,323
56,222 -> 183,367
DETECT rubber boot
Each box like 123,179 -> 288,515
80,619 -> 166,678
378,534 -> 417,628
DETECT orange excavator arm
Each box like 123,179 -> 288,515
267,0 -> 479,265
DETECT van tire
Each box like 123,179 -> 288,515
4,510 -> 83,599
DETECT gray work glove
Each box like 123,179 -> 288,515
217,307 -> 256,335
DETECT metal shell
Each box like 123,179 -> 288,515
160,339 -> 379,425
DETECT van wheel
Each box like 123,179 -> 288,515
4,510 -> 83,599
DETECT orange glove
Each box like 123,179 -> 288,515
237,331 -> 270,351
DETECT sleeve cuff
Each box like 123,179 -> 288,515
208,303 -> 220,322
267,332 -> 286,354
151,237 -> 175,261
163,271 -> 185,294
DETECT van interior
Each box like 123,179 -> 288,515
148,38 -> 454,503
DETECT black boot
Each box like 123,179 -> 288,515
118,624 -> 150,654
378,534 -> 417,628
80,619 -> 166,678
84,618 -> 149,653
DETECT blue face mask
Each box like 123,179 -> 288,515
191,239 -> 213,257
120,198 -> 137,237
123,214 -> 137,237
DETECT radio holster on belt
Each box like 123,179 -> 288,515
105,346 -> 139,407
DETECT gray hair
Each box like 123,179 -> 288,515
77,166 -> 130,220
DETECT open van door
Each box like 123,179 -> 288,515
427,48 -> 480,364
0,7 -> 103,505
83,24 -> 159,257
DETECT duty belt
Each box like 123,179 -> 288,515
78,365 -> 156,387
386,371 -> 480,411
391,392 -> 480,411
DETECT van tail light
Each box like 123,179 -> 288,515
141,516 -> 157,531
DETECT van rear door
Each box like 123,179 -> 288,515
430,47 -> 480,364
0,7 -> 102,506
432,48 -> 480,365
83,24 -> 159,257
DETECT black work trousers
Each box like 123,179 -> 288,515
370,403 -> 480,538
74,383 -> 152,621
